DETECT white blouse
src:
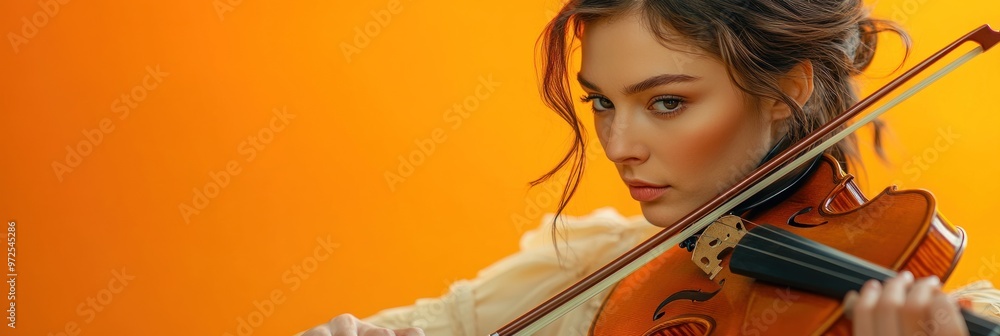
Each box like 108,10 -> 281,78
309,207 -> 1000,336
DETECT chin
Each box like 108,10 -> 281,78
638,202 -> 685,228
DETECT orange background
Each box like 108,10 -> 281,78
0,0 -> 998,335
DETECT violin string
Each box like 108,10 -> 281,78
692,219 -> 997,330
697,231 -> 866,286
697,232 -> 998,331
693,218 -> 872,286
711,218 -> 882,282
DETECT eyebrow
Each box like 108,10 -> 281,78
576,72 -> 700,96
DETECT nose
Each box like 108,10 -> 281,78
599,111 -> 648,166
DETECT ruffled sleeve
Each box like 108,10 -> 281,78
949,280 -> 1000,322
358,207 -> 660,335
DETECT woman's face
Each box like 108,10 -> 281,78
579,14 -> 791,227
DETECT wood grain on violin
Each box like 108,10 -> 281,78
589,154 -> 977,335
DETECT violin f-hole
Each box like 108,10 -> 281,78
788,206 -> 829,227
652,278 -> 726,321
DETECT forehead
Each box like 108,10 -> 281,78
579,14 -> 717,83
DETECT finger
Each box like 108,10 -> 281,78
359,328 -> 396,336
842,290 -> 859,319
852,279 -> 882,335
929,290 -> 967,336
355,318 -> 398,336
393,327 -> 425,336
901,276 -> 940,336
874,271 -> 913,336
330,314 -> 360,336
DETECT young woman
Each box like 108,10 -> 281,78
300,0 -> 1000,335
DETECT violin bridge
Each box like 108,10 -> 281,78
691,215 -> 748,280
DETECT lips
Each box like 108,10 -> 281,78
624,181 -> 666,188
623,178 -> 670,202
627,185 -> 669,202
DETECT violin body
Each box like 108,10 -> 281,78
589,155 -> 967,335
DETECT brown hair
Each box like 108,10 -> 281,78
531,0 -> 910,251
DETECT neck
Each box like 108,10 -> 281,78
729,134 -> 821,215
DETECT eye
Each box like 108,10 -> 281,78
579,94 -> 614,113
650,95 -> 686,116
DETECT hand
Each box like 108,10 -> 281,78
301,313 -> 425,336
842,271 -> 968,336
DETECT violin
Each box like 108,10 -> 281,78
590,153 -> 993,335
490,25 -> 1000,336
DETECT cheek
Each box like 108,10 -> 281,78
595,115 -> 611,146
663,95 -> 764,189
